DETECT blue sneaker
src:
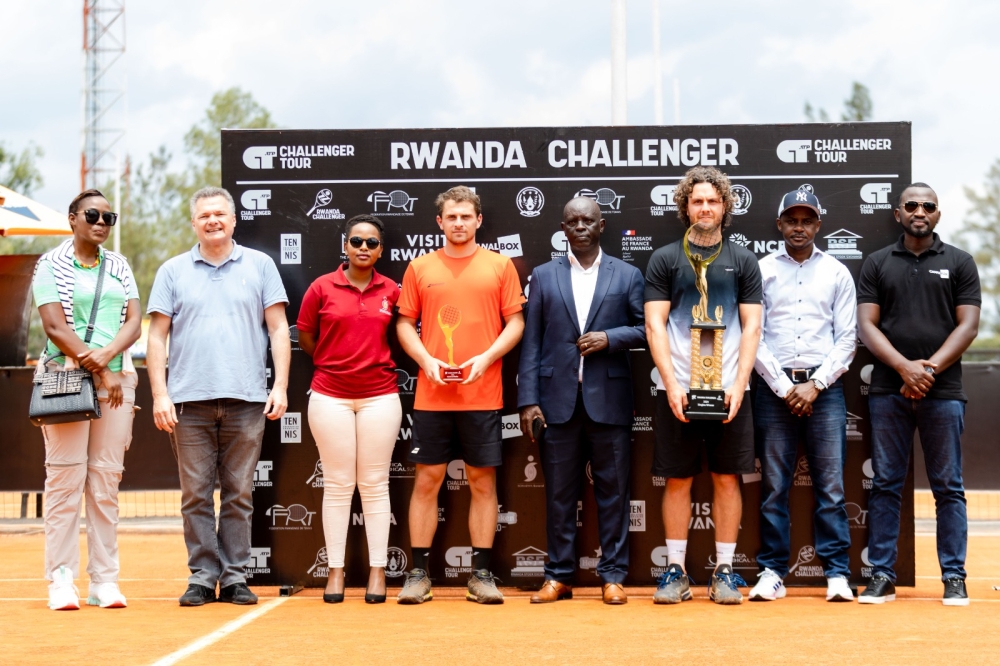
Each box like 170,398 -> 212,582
653,564 -> 693,604
709,564 -> 746,605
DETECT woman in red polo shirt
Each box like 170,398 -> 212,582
298,214 -> 401,604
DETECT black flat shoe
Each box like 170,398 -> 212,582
364,591 -> 386,604
323,592 -> 344,603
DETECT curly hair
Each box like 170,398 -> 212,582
673,167 -> 735,228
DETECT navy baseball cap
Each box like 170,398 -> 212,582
777,188 -> 822,218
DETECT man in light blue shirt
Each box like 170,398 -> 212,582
750,188 -> 857,603
147,186 -> 290,607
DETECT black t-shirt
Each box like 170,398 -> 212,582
644,239 -> 762,390
856,234 -> 981,401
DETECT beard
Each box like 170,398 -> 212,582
903,223 -> 933,238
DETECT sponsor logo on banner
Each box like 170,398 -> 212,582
585,461 -> 594,486
518,455 -> 544,489
776,138 -> 892,164
308,547 -> 329,578
730,184 -> 752,215
706,553 -> 757,571
390,461 -> 416,479
446,460 -> 468,490
390,141 -> 527,170
796,184 -> 828,215
861,546 -> 874,578
266,503 -> 316,530
729,232 -> 784,256
281,413 -> 302,443
243,144 -> 354,170
649,184 -> 678,216
395,371 -> 417,395
860,363 -> 873,395
576,500 -> 583,527
650,546 -> 671,578
621,231 -> 653,263
632,415 -> 653,432
824,229 -> 863,260
845,502 -> 868,529
386,547 -> 408,578
390,233 -> 445,261
846,412 -> 863,441
306,188 -> 346,220
689,502 -> 714,530
496,504 -> 518,531
438,507 -> 446,523
368,190 -> 417,215
860,183 -> 893,214
510,546 -> 547,577
305,459 -> 324,488
576,187 -> 624,212
862,458 -> 874,490
353,512 -> 398,526
629,500 -> 646,532
580,548 -> 602,571
480,234 -> 523,258
516,187 -> 544,217
652,476 -> 666,487
444,546 -> 473,578
281,234 -> 301,265
550,231 -> 568,258
742,457 -> 762,483
253,461 -> 273,489
548,138 -> 739,169
240,190 -> 271,220
794,456 -> 812,487
501,413 -> 522,439
397,413 -> 414,440
789,545 -> 824,577
247,547 -> 271,578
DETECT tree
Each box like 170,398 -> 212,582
804,81 -> 872,123
957,159 -> 1000,343
0,142 -> 44,196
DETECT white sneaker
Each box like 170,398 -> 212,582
826,575 -> 854,602
88,581 -> 127,608
749,568 -> 786,601
48,566 -> 80,611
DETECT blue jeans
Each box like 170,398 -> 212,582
755,382 -> 851,578
868,394 -> 967,582
169,399 -> 266,589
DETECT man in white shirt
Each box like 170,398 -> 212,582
750,188 -> 857,603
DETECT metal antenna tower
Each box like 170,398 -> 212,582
81,0 -> 126,192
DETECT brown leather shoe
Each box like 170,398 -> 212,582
602,583 -> 627,605
530,580 -> 573,604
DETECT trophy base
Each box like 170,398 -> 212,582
691,321 -> 725,331
685,389 -> 728,420
441,366 -> 464,382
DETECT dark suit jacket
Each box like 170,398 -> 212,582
517,253 -> 646,426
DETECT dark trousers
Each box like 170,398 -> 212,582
539,389 -> 631,585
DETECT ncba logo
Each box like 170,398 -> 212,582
240,190 -> 271,220
385,547 -> 408,578
729,232 -> 784,256
649,184 -> 678,216
730,184 -> 751,215
368,190 -> 417,215
500,413 -> 523,439
576,187 -> 623,211
516,187 -> 544,217
860,183 -> 893,215
253,460 -> 273,489
307,188 -> 345,220
266,503 -> 316,529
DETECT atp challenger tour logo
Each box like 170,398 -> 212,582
240,190 -> 271,220
860,183 -> 893,214
247,547 -> 271,578
776,138 -> 893,164
253,460 -> 273,489
649,185 -> 678,216
243,144 -> 355,169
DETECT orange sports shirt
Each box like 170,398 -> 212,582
397,246 -> 525,411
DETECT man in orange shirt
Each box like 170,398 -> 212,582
395,186 -> 525,605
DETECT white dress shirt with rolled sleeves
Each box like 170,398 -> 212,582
568,248 -> 602,383
755,245 -> 857,398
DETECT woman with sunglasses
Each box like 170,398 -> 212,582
297,214 -> 402,604
32,189 -> 141,610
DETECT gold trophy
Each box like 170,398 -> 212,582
437,305 -> 464,382
682,227 -> 728,419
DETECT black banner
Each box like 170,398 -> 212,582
222,123 -> 914,587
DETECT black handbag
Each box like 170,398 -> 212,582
28,256 -> 107,426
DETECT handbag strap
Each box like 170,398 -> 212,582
43,251 -> 108,364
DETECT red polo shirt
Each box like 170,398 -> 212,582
297,265 -> 399,399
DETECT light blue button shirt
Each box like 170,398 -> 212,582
147,242 -> 288,403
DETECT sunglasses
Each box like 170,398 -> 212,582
79,209 -> 119,226
901,201 -> 938,214
348,236 -> 381,250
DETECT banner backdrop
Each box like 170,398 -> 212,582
222,122 -> 914,588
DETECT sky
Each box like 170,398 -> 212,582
4,0 -> 1000,240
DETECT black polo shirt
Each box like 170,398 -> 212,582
857,233 -> 981,401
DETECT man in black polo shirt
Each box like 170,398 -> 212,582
856,182 -> 981,606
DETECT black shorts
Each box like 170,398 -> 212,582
652,390 -> 755,478
408,410 -> 503,468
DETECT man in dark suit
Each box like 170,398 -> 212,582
518,196 -> 646,605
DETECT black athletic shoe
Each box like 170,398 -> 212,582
219,582 -> 258,605
943,578 -> 969,606
858,574 -> 895,604
179,584 -> 217,607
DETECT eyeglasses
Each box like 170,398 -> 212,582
348,236 -> 381,250
79,209 -> 119,226
901,201 -> 938,214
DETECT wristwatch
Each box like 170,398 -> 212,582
811,378 -> 827,391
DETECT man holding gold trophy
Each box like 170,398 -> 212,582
396,186 -> 526,604
644,167 -> 763,605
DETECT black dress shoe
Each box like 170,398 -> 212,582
323,592 -> 344,603
219,582 -> 258,605
364,590 -> 386,604
179,584 -> 216,607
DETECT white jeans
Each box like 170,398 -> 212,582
41,371 -> 137,582
308,391 -> 402,568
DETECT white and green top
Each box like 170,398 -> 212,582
32,240 -> 139,373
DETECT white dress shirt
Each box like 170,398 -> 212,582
754,245 -> 857,397
568,248 -> 602,382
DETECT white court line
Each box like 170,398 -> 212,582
148,597 -> 287,666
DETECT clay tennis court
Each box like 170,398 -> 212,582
1,528 -> 996,665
